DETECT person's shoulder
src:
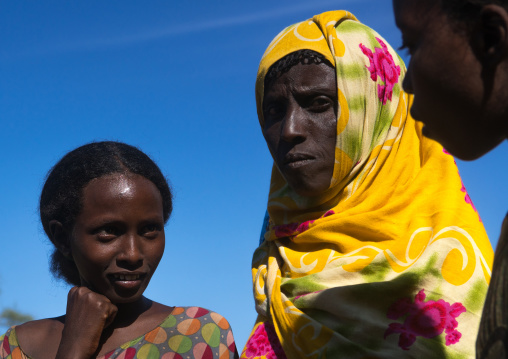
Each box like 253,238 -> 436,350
166,306 -> 238,358
171,306 -> 232,327
495,213 -> 508,250
16,316 -> 64,338
205,309 -> 234,328
198,308 -> 238,357
14,317 -> 64,358
0,327 -> 19,359
177,306 -> 229,320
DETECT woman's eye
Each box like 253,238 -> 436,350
309,97 -> 332,111
142,224 -> 161,238
263,104 -> 284,123
96,226 -> 117,241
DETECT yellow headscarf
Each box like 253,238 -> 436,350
242,10 -> 494,359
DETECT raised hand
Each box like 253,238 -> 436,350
56,286 -> 118,359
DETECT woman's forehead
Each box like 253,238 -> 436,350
264,62 -> 336,97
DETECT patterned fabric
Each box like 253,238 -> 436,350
243,10 -> 494,359
0,307 -> 238,359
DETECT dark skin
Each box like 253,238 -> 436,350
392,1 -> 508,358
392,0 -> 508,160
262,62 -> 337,197
15,174 -> 174,359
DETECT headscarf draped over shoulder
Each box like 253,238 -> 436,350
242,10 -> 494,359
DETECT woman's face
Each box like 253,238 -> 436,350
393,0 -> 507,160
262,62 -> 337,197
70,173 -> 165,304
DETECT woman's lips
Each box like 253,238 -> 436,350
410,106 -> 421,123
113,273 -> 141,281
410,107 -> 432,135
283,153 -> 314,168
108,273 -> 146,290
286,158 -> 313,169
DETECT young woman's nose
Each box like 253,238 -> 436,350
280,103 -> 306,143
117,235 -> 143,267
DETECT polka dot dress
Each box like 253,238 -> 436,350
0,307 -> 238,359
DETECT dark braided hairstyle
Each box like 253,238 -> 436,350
40,141 -> 173,286
264,49 -> 334,90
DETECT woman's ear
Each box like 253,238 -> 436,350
474,5 -> 508,65
48,220 -> 72,259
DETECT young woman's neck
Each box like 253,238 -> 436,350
112,296 -> 153,328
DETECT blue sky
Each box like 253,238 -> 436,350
1,0 -> 507,349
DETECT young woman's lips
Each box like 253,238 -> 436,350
410,106 -> 421,123
108,273 -> 146,290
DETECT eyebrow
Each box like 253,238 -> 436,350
264,83 -> 336,97
296,85 -> 336,95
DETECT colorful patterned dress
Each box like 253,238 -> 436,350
0,306 -> 238,359
242,10 -> 494,359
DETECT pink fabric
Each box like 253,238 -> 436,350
384,289 -> 466,350
244,322 -> 286,359
360,38 -> 401,105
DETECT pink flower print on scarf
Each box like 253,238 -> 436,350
442,148 -> 482,222
273,210 -> 335,239
460,179 -> 482,222
359,38 -> 401,105
274,222 -> 300,238
384,289 -> 466,350
244,322 -> 287,359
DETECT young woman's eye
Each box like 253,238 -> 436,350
142,224 -> 162,238
95,226 -> 118,241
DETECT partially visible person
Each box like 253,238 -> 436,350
242,10 -> 494,359
392,1 -> 508,357
0,141 -> 238,359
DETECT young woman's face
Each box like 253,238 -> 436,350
393,0 -> 507,160
70,173 -> 165,304
262,62 -> 337,197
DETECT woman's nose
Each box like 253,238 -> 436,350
117,235 -> 143,267
280,104 -> 306,143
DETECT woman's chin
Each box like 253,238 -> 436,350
104,287 -> 147,305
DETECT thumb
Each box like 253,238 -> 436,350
104,304 -> 118,328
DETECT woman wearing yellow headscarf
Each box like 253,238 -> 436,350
241,10 -> 494,358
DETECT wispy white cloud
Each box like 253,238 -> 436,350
86,0 -> 355,47
10,0 -> 363,57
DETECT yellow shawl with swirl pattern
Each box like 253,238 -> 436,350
241,10 -> 494,359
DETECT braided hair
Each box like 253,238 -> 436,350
264,49 -> 334,90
